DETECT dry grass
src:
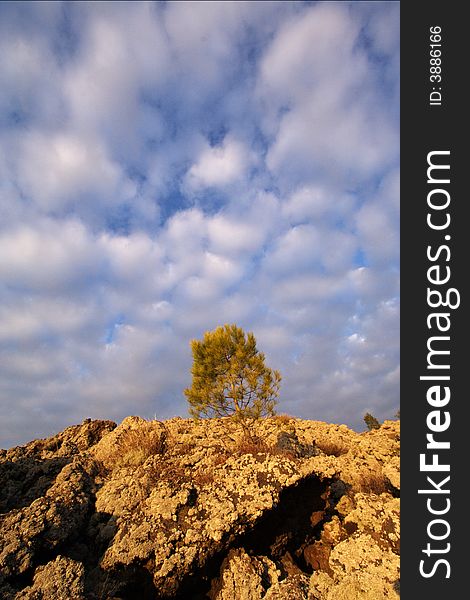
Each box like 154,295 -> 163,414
234,434 -> 296,460
193,470 -> 215,486
355,471 -> 389,495
112,427 -> 167,468
145,459 -> 218,490
143,460 -> 189,488
315,439 -> 350,457
161,463 -> 188,486
210,451 -> 229,467
273,413 -> 296,425
173,440 -> 196,455
235,435 -> 271,456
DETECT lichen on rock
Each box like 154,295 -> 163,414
0,416 -> 400,599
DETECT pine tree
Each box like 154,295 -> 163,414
184,324 -> 281,431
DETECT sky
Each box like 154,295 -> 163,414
0,1 -> 399,449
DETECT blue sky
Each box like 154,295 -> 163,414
0,1 -> 399,448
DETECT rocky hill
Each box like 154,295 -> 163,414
0,415 -> 400,599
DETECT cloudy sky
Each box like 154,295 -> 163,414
0,1 -> 399,448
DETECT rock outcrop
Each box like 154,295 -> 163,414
0,416 -> 400,599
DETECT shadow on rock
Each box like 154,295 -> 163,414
0,456 -> 71,513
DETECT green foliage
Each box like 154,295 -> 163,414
184,324 -> 281,430
363,412 -> 381,431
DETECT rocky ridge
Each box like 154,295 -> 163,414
0,416 -> 400,599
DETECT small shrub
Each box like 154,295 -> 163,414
235,435 -> 271,456
355,472 -> 389,495
145,460 -> 188,488
273,413 -> 295,425
315,439 -> 349,457
269,445 -> 296,461
363,413 -> 381,431
161,463 -> 188,486
113,426 -> 167,467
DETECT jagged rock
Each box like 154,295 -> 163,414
309,535 -> 400,599
273,431 -> 319,458
309,491 -> 400,599
2,419 -> 116,462
0,416 -> 400,599
209,548 -> 281,599
383,456 -> 400,491
16,555 -> 85,599
96,448 -> 322,596
0,459 -> 94,579
91,415 -> 167,469
342,493 -> 400,553
0,419 -> 116,513
209,548 -> 310,600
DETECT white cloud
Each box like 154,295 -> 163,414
0,219 -> 103,291
263,225 -> 321,276
282,186 -> 354,224
185,136 -> 252,190
272,273 -> 347,307
100,232 -> 164,289
0,2 -> 399,447
63,3 -> 170,138
163,1 -> 241,88
257,5 -> 362,132
0,296 -> 97,344
207,214 -> 267,256
202,252 -> 244,288
263,223 -> 357,278
366,4 -> 400,57
0,14 -> 63,128
356,169 -> 400,266
257,3 -> 398,189
15,131 -> 134,215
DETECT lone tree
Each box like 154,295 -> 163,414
363,412 -> 381,431
184,324 -> 281,431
